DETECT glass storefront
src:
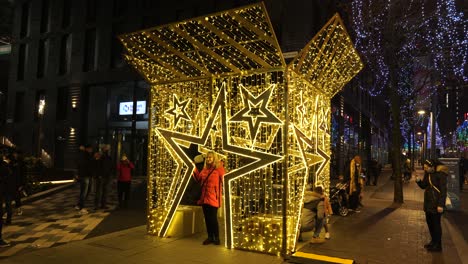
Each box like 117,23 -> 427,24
87,81 -> 149,176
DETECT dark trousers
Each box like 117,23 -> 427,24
94,177 -> 110,208
4,193 -> 13,221
78,177 -> 91,209
117,181 -> 131,207
349,191 -> 360,209
202,204 -> 219,240
425,212 -> 442,246
373,172 -> 380,185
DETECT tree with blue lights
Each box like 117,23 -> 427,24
350,0 -> 466,203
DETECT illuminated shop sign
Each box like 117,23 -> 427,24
119,101 -> 146,115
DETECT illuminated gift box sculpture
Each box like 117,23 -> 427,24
120,3 -> 362,255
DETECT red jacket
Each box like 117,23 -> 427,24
193,163 -> 225,208
117,161 -> 134,182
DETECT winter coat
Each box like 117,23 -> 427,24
303,190 -> 325,215
11,158 -> 26,188
345,158 -> 362,194
77,151 -> 93,178
101,152 -> 113,178
0,160 -> 12,197
193,163 -> 225,208
301,190 -> 325,230
416,165 -> 448,213
117,161 -> 134,182
92,157 -> 104,178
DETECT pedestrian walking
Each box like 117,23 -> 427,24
116,154 -> 134,209
192,151 -> 225,245
0,153 -> 12,247
415,159 -> 448,252
403,158 -> 412,182
76,144 -> 94,214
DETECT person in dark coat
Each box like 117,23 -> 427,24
94,145 -> 113,210
11,150 -> 27,216
76,144 -> 94,214
0,154 -> 12,247
415,159 -> 448,252
5,151 -> 26,225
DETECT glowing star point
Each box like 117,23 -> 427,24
165,95 -> 192,128
230,84 -> 282,141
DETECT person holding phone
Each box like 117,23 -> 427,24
192,151 -> 225,245
116,154 -> 134,209
415,159 -> 448,252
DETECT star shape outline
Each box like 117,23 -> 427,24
230,84 -> 282,141
165,95 -> 192,128
291,125 -> 330,243
156,83 -> 283,248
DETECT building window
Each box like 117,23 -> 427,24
58,34 -> 71,75
17,44 -> 27,80
37,39 -> 49,78
62,0 -> 71,28
56,87 -> 68,121
14,91 -> 25,122
83,28 -> 96,72
113,0 -> 127,18
111,23 -> 125,68
86,0 -> 96,24
40,0 -> 50,33
20,2 -> 30,38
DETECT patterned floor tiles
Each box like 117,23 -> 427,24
0,179 -> 142,258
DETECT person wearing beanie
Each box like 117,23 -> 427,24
415,159 -> 448,252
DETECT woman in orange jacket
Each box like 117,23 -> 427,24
192,151 -> 225,245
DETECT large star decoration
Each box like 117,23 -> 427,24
230,84 -> 282,141
293,125 -> 328,174
156,83 -> 282,248
165,95 -> 191,128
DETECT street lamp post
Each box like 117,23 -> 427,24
429,111 -> 436,159
418,109 -> 436,160
417,131 -> 427,166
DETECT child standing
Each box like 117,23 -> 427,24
322,188 -> 333,239
116,154 -> 134,208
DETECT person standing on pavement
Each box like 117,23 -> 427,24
192,151 -> 225,245
0,154 -> 12,247
76,144 -> 94,214
92,151 -> 104,210
4,150 -> 27,224
96,145 -> 113,209
344,155 -> 364,212
116,154 -> 134,209
11,149 -> 27,216
415,159 -> 448,252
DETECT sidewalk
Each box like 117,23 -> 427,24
2,224 -> 286,264
2,169 -> 467,264
295,168 -> 468,264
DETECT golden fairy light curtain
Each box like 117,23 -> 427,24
120,2 -> 362,256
